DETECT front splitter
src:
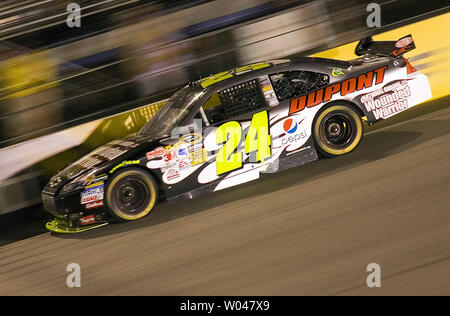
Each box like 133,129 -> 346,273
46,217 -> 109,234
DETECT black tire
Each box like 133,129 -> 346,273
105,168 -> 158,222
312,104 -> 363,157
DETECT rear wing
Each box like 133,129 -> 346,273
355,34 -> 415,57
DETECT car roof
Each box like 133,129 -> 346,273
196,57 -> 350,90
290,57 -> 351,69
196,61 -> 285,89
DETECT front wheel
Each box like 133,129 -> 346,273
312,104 -> 363,157
106,168 -> 158,222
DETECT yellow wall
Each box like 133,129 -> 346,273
312,13 -> 450,100
0,50 -> 59,99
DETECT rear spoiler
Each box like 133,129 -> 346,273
355,34 -> 415,57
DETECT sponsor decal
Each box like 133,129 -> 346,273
80,214 -> 97,225
109,160 -> 140,174
81,183 -> 104,205
85,201 -> 103,210
81,193 -> 103,205
180,133 -> 202,145
85,181 -> 104,189
395,36 -> 413,48
146,147 -> 164,160
190,148 -> 208,166
164,145 -> 174,152
282,130 -> 308,146
178,160 -> 190,171
83,174 -> 96,187
361,81 -> 411,119
283,118 -> 298,134
332,67 -> 344,77
289,66 -> 387,115
259,75 -> 279,107
280,117 -> 307,148
167,168 -> 180,181
148,141 -> 197,173
177,147 -> 189,157
163,151 -> 177,163
261,83 -> 273,93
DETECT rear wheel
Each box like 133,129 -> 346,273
106,168 -> 158,222
313,104 -> 363,157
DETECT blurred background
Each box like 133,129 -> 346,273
0,0 -> 448,219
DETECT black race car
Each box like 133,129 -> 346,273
42,35 -> 431,233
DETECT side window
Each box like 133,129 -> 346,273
269,71 -> 329,102
198,79 -> 267,126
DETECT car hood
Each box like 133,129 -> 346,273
45,135 -> 157,192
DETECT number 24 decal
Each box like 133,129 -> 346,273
216,111 -> 271,175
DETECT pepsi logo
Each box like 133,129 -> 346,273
283,118 -> 298,134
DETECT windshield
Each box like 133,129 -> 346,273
138,85 -> 202,138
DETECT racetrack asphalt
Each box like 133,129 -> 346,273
0,96 -> 449,295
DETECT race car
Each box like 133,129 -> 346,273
42,34 -> 431,233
